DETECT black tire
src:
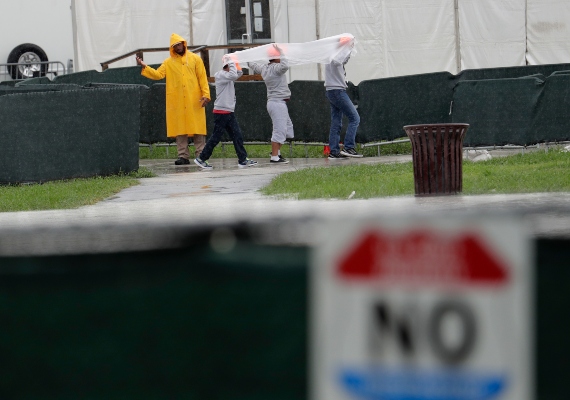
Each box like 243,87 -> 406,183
7,43 -> 49,80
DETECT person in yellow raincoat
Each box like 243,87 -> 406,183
136,33 -> 210,165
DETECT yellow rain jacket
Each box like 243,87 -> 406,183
141,33 -> 210,138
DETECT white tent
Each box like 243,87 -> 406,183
72,0 -> 570,83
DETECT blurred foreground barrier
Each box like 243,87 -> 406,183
404,123 -> 469,196
0,217 -> 568,398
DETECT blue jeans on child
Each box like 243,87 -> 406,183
199,113 -> 248,163
326,89 -> 360,155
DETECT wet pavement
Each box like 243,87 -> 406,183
0,152 -> 569,256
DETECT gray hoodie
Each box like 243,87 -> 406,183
248,57 -> 291,100
213,61 -> 243,112
324,59 -> 348,90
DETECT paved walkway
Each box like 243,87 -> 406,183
1,153 -> 569,255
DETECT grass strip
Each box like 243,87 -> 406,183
261,148 -> 570,199
0,168 -> 154,212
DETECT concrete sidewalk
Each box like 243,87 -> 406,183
0,152 -> 569,256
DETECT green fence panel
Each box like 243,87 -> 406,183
530,74 -> 570,144
0,240 -> 308,400
146,84 -> 168,143
0,84 -> 84,97
358,72 -> 455,142
228,81 -> 272,142
0,87 -> 140,184
52,65 -> 164,87
0,80 -> 19,87
100,65 -> 166,86
451,77 -> 542,146
287,80 -> 330,143
456,63 -> 570,82
52,69 -> 101,85
15,76 -> 53,85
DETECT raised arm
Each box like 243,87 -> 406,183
136,56 -> 167,80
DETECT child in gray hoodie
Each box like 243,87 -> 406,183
194,59 -> 257,169
248,44 -> 294,164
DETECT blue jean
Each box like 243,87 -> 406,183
326,89 -> 360,155
199,113 -> 248,163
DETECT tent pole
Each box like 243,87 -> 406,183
189,0 -> 194,45
454,0 -> 461,73
315,0 -> 322,80
71,0 -> 79,72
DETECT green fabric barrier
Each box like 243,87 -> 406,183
287,80 -> 330,143
231,81 -> 273,142
451,77 -> 541,146
0,80 -> 19,87
358,72 -> 455,142
456,63 -> 570,82
146,84 -> 168,143
0,88 -> 140,184
53,65 -> 164,87
204,81 -> 271,143
0,240 -> 308,400
0,84 -> 84,97
530,74 -> 570,143
51,69 -> 101,85
15,76 -> 53,85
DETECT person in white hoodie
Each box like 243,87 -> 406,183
194,58 -> 257,170
325,36 -> 363,159
248,44 -> 293,164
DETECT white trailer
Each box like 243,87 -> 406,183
0,0 -> 75,82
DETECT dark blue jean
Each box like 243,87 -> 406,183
326,89 -> 360,155
199,113 -> 248,163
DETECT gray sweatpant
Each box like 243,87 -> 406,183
267,99 -> 294,144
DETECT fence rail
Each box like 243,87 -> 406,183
0,61 -> 67,82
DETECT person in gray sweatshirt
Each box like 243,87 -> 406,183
248,44 -> 293,164
325,36 -> 363,159
194,59 -> 258,170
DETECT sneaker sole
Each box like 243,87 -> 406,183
340,151 -> 363,158
238,163 -> 259,168
270,160 -> 289,164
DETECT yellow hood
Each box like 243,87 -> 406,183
169,33 -> 187,57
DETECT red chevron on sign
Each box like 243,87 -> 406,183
337,230 -> 509,285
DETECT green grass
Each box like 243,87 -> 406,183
261,148 -> 570,199
0,168 -> 155,212
139,139 -> 412,160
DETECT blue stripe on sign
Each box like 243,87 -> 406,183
339,366 -> 507,400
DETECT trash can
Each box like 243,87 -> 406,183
403,123 -> 469,196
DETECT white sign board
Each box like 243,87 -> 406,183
311,216 -> 532,400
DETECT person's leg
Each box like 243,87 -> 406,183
192,134 -> 206,159
175,135 -> 190,162
285,106 -> 294,140
267,100 -> 288,163
326,90 -> 343,155
225,113 -> 248,163
334,90 -> 360,151
199,114 -> 227,161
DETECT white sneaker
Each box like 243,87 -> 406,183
340,148 -> 363,158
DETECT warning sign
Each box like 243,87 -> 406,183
311,217 -> 532,400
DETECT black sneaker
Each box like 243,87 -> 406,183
340,148 -> 364,158
270,156 -> 289,164
174,157 -> 190,165
194,157 -> 213,170
328,152 -> 348,159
